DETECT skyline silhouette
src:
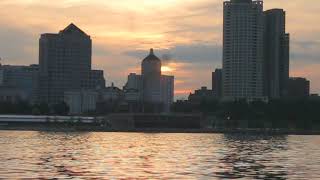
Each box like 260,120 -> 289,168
0,0 -> 319,99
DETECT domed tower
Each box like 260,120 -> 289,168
142,48 -> 162,103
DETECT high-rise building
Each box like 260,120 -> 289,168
38,23 -> 105,104
222,0 -> 265,101
212,69 -> 222,98
264,9 -> 290,98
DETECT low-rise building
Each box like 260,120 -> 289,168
64,90 -> 98,115
0,87 -> 29,103
188,87 -> 215,103
287,77 -> 310,98
161,75 -> 174,112
0,64 -> 39,103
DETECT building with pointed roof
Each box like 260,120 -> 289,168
124,49 -> 174,113
142,49 -> 162,104
38,23 -> 105,105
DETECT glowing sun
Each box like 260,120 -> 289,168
161,66 -> 174,72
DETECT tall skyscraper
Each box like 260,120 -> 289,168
264,9 -> 290,98
222,0 -> 265,101
38,23 -> 105,104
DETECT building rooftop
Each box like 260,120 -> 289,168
60,23 -> 88,36
231,0 -> 252,3
142,49 -> 161,63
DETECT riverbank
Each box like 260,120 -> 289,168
0,114 -> 319,135
1,124 -> 320,135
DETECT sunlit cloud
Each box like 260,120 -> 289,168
0,0 -> 319,97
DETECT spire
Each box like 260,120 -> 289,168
142,48 -> 161,62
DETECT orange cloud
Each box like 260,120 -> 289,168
0,0 -> 319,98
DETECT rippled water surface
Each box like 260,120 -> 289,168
0,131 -> 320,179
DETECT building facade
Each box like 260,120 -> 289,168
124,49 -> 174,112
124,73 -> 143,91
38,23 -> 105,105
189,87 -> 215,103
0,64 -> 39,103
212,69 -> 223,98
161,75 -> 174,112
287,77 -> 310,98
222,0 -> 265,100
264,9 -> 290,98
64,90 -> 98,115
141,49 -> 162,103
123,73 -> 143,102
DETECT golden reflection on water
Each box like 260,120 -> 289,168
0,131 -> 320,179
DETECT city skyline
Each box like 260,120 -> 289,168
0,0 -> 319,99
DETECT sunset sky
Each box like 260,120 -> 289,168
0,0 -> 319,99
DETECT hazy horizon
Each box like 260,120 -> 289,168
0,0 -> 319,99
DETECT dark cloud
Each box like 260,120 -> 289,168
291,40 -> 320,62
125,43 -> 222,65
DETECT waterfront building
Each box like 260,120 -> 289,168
64,90 -> 98,115
124,73 -> 143,91
64,84 -> 125,115
38,23 -> 105,105
189,87 -> 215,103
161,75 -> 174,112
99,84 -> 124,102
0,64 -> 39,103
141,49 -> 162,104
0,87 -> 29,103
287,77 -> 310,98
123,73 -> 143,102
89,70 -> 106,89
264,9 -> 290,98
222,0 -> 265,101
212,69 -> 222,98
124,49 -> 175,112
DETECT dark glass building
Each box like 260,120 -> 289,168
212,69 -> 222,98
287,77 -> 310,98
264,9 -> 290,98
38,23 -> 105,104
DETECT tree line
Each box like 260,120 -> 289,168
171,98 -> 320,130
0,101 -> 69,115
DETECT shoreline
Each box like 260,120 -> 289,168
1,125 -> 320,135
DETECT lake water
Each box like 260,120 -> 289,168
0,131 -> 319,179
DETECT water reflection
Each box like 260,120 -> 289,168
215,134 -> 288,179
0,131 -> 319,179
